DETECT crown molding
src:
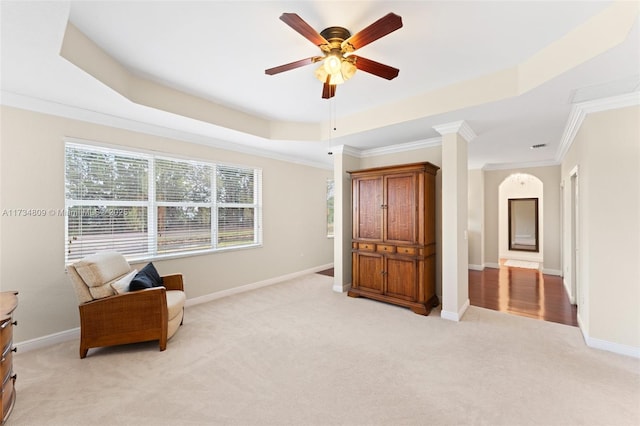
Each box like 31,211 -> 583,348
555,106 -> 586,163
555,91 -> 640,162
360,137 -> 442,157
332,137 -> 442,159
433,120 -> 477,143
331,145 -> 362,157
482,159 -> 560,171
459,122 -> 477,143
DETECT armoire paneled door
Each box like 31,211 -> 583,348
348,162 -> 439,315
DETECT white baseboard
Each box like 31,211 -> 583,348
333,281 -> 351,293
16,264 -> 334,353
468,264 -> 484,271
15,327 -> 80,353
185,263 -> 333,307
482,262 -> 561,276
562,278 -> 576,304
577,312 -> 586,339
577,313 -> 639,358
585,336 -> 640,358
441,299 -> 470,322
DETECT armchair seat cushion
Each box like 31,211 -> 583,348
166,290 -> 186,321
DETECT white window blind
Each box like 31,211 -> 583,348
156,158 -> 213,254
65,142 -> 262,263
65,144 -> 150,261
216,165 -> 261,247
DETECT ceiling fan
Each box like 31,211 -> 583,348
265,12 -> 403,99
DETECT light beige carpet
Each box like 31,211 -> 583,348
12,274 -> 640,425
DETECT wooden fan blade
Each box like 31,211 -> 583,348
265,57 -> 322,75
280,13 -> 329,48
351,55 -> 399,80
322,84 -> 336,99
342,13 -> 402,52
322,76 -> 336,99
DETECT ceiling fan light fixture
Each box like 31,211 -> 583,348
323,54 -> 342,75
315,57 -> 356,85
315,65 -> 345,85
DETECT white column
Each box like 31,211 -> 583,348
434,121 -> 475,321
332,145 -> 360,292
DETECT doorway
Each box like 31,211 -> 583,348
498,173 -> 544,267
568,167 -> 579,306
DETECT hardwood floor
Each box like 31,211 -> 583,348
316,268 -> 334,277
469,266 -> 578,326
321,265 -> 577,326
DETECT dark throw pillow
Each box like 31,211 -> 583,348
129,262 -> 164,291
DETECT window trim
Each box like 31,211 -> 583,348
64,138 -> 263,264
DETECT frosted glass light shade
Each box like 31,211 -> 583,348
323,54 -> 342,75
341,60 -> 357,80
314,58 -> 357,86
315,66 -> 344,85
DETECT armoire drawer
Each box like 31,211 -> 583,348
358,243 -> 376,251
397,246 -> 416,255
376,244 -> 396,254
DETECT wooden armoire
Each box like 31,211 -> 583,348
348,162 -> 439,315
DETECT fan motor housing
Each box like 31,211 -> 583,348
320,26 -> 351,44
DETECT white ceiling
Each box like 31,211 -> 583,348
1,1 -> 639,169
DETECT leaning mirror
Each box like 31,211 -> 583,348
508,198 -> 539,252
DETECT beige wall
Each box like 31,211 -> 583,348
333,151 -> 359,291
483,165 -> 561,273
561,106 -> 640,349
468,169 -> 484,268
0,106 -> 333,342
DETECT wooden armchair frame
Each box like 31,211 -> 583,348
77,274 -> 184,359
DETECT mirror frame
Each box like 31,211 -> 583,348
508,198 -> 539,252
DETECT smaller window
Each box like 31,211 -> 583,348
327,179 -> 335,237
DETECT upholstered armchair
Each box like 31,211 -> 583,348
68,251 -> 186,358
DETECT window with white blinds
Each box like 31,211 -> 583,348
65,142 -> 262,263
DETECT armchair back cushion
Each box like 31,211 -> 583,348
72,252 -> 132,301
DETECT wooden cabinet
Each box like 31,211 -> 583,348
1,291 -> 18,425
348,162 -> 439,315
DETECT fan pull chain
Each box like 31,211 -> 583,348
328,97 -> 336,155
